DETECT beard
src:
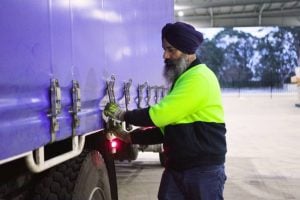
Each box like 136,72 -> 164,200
163,55 -> 189,86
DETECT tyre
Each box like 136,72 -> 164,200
30,150 -> 112,200
159,152 -> 166,167
113,142 -> 139,161
128,144 -> 139,161
97,133 -> 118,200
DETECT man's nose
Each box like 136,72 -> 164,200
163,51 -> 170,59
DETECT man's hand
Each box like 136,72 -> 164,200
106,121 -> 132,143
111,129 -> 132,143
104,102 -> 125,121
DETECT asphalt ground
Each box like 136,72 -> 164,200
116,95 -> 300,200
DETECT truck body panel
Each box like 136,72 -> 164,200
0,0 -> 173,162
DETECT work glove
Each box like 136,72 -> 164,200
106,121 -> 132,143
104,102 -> 126,121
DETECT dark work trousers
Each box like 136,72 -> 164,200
158,164 -> 226,200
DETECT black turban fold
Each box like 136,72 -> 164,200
162,22 -> 204,54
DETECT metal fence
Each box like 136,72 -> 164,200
221,83 -> 299,98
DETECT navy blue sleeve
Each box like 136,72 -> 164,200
124,107 -> 155,127
130,127 -> 163,145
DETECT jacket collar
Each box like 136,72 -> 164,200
186,57 -> 201,71
169,57 -> 202,91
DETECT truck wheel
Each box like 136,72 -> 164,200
128,144 -> 139,161
30,150 -> 112,200
97,134 -> 118,200
159,152 -> 166,167
111,141 -> 139,162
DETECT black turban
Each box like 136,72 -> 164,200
162,22 -> 203,54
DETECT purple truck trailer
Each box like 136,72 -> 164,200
0,1 -> 173,199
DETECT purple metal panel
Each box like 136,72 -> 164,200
0,1 -> 52,160
48,0 -> 73,141
69,0 -> 107,134
70,0 -> 174,134
0,0 -> 174,161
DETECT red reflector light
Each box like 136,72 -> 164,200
111,140 -> 118,148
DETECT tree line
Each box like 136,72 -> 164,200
197,27 -> 300,88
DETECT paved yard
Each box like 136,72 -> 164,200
116,95 -> 300,200
223,95 -> 300,199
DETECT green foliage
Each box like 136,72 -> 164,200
198,27 -> 299,88
196,39 -> 224,77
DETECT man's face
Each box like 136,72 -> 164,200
162,38 -> 189,85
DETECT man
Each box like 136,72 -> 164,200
104,22 -> 227,200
